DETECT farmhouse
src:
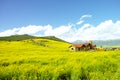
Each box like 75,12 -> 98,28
69,41 -> 96,51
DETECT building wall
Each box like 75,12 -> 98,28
69,46 -> 76,51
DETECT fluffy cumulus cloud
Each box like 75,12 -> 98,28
57,20 -> 120,41
44,25 -> 72,36
0,25 -> 53,36
0,15 -> 120,42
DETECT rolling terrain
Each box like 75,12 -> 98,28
0,35 -> 120,80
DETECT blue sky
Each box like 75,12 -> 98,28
0,0 -> 120,41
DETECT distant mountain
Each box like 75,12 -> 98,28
72,39 -> 120,47
0,34 -> 68,43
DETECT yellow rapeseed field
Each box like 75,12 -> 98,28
0,39 -> 120,80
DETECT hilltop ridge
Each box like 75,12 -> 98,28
0,34 -> 68,43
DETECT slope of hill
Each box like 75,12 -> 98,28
0,34 -> 68,43
0,38 -> 70,53
39,36 -> 68,43
72,39 -> 120,47
0,34 -> 35,41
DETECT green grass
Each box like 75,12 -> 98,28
0,39 -> 120,80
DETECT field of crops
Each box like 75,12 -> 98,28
0,39 -> 120,80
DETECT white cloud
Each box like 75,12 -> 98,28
0,28 -> 20,37
44,25 -> 72,36
76,20 -> 84,25
0,25 -> 53,37
65,20 -> 120,41
76,14 -> 92,25
80,14 -> 92,20
0,15 -> 120,42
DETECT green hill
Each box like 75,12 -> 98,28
0,34 -> 68,43
0,34 -> 35,41
39,36 -> 68,43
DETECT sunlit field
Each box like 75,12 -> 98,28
0,39 -> 120,80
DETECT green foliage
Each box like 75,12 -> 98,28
0,39 -> 120,80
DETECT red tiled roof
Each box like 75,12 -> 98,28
73,44 -> 84,48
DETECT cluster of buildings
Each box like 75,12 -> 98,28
69,41 -> 96,51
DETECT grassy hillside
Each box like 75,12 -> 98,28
39,36 -> 68,43
0,34 -> 67,43
0,34 -> 35,41
0,39 -> 120,80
